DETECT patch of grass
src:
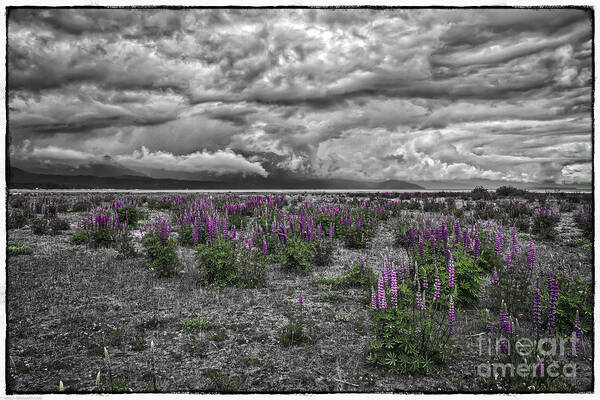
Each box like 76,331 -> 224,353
71,230 -> 87,245
211,332 -> 229,342
279,324 -> 309,347
313,275 -> 344,290
7,242 -> 32,256
130,336 -> 146,352
320,291 -> 345,303
183,316 -> 213,332
184,340 -> 208,356
245,358 -> 260,367
109,377 -> 132,393
205,368 -> 238,392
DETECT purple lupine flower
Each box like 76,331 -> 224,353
505,250 -> 511,271
536,359 -> 544,377
547,274 -> 559,334
329,223 -> 334,239
492,268 -> 499,284
445,243 -> 451,270
263,239 -> 267,256
359,257 -> 365,273
571,310 -> 583,358
299,295 -> 303,305
390,270 -> 398,307
533,287 -> 543,337
377,278 -> 386,309
433,266 -> 441,300
494,231 -> 503,255
416,281 -> 424,310
448,295 -> 455,334
371,290 -> 377,310
527,237 -> 536,270
448,254 -> 455,288
511,228 -> 518,256
418,235 -> 424,260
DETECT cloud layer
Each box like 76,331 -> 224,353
8,8 -> 593,184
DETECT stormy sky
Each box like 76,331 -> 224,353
7,8 -> 592,184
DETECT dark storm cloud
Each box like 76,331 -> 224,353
7,8 -> 592,183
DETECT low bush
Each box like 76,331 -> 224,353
7,242 -> 32,256
31,218 -> 48,235
143,234 -> 178,277
49,216 -> 70,234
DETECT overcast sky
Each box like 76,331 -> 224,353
7,8 -> 592,183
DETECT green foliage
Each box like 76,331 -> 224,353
71,200 -> 92,212
531,214 -> 559,240
7,242 -> 32,256
205,368 -> 238,392
344,262 -> 377,290
281,238 -> 315,273
195,237 -> 267,287
71,230 -> 87,245
420,244 -> 482,308
31,218 -> 48,235
279,324 -> 308,347
313,240 -> 334,266
367,305 -> 451,375
341,226 -> 374,249
183,316 -> 213,332
196,237 -> 237,286
553,274 -> 593,334
471,186 -> 491,200
314,275 -> 344,290
143,234 -> 179,277
49,217 -> 70,234
496,186 -> 527,197
116,205 -> 141,227
477,243 -> 504,274
7,210 -> 27,229
90,227 -> 118,247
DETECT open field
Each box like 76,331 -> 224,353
5,189 -> 594,393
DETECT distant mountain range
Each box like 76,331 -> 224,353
7,167 -> 424,190
7,165 -> 591,191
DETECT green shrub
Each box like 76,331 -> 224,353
531,213 -> 559,240
344,262 -> 377,290
31,218 -> 48,235
279,324 -> 308,347
196,237 -> 238,286
313,240 -> 334,266
90,227 -> 118,247
195,237 -> 267,287
183,316 -> 213,332
544,274 -> 593,334
116,205 -> 141,227
143,234 -> 178,277
281,238 -> 315,273
71,230 -> 87,245
7,242 -> 32,256
313,275 -> 344,290
420,245 -> 483,308
367,302 -> 451,375
49,217 -> 70,234
496,186 -> 527,197
71,200 -> 92,212
7,210 -> 27,229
